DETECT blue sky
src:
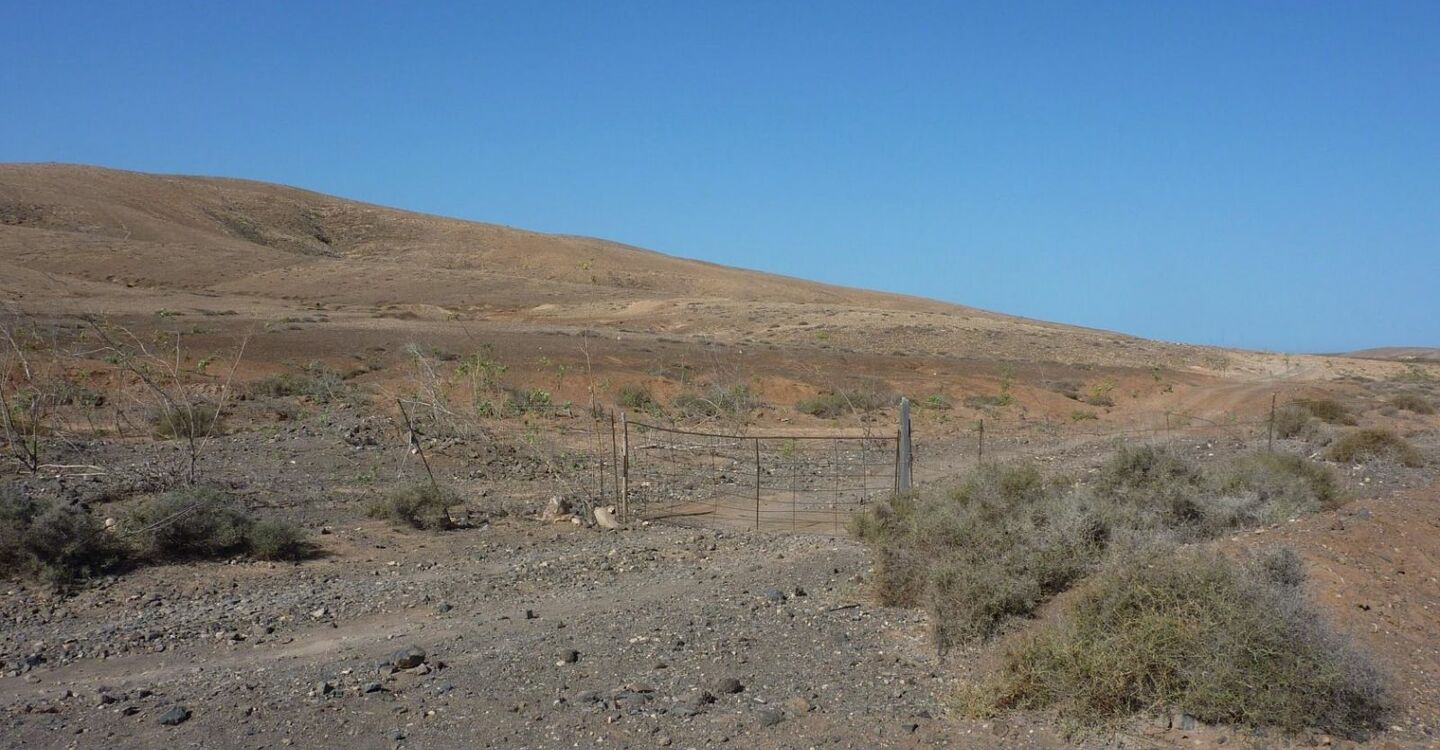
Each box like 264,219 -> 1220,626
3,2 -> 1436,352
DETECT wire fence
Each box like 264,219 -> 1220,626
599,397 -> 1304,534
621,419 -> 900,533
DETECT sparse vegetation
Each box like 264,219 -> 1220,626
1295,397 -> 1355,425
0,485 -> 128,588
796,385 -> 893,419
149,400 -> 223,439
851,446 -> 1342,649
1326,428 -> 1424,467
964,549 -> 1389,739
673,383 -> 756,420
367,482 -> 459,530
617,383 -> 658,413
248,362 -> 349,403
124,486 -> 311,562
1390,393 -> 1435,414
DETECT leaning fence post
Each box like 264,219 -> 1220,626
620,413 -> 630,523
1267,393 -> 1276,452
977,418 -> 985,465
897,397 -> 912,491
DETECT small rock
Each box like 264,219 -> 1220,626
157,705 -> 191,726
756,708 -> 785,727
763,588 -> 787,603
389,646 -> 426,670
362,682 -> 383,694
712,677 -> 744,695
782,696 -> 812,714
560,649 -> 580,664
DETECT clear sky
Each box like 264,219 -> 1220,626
3,2 -> 1436,353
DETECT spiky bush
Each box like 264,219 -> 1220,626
0,485 -> 129,588
149,401 -> 222,439
367,482 -> 458,530
967,549 -> 1390,739
1326,428 -> 1424,468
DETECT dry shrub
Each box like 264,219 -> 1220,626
248,519 -> 314,561
851,447 -> 1342,650
1390,393 -> 1435,415
248,362 -> 349,403
150,400 -> 222,439
672,383 -> 756,420
796,385 -> 894,419
0,485 -> 129,588
124,486 -> 311,562
367,482 -> 458,530
1326,428 -> 1424,468
969,549 -> 1390,739
1295,397 -> 1355,425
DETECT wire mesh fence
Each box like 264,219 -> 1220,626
620,419 -> 901,533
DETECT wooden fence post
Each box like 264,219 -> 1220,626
1267,393 -> 1276,452
620,413 -> 630,523
754,438 -> 762,531
897,397 -> 912,491
977,418 -> 985,465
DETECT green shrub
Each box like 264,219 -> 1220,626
1390,393 -> 1435,415
125,486 -> 253,561
0,485 -> 129,588
248,362 -> 348,403
970,549 -> 1389,738
617,383 -> 657,412
367,483 -> 458,530
503,387 -> 552,415
150,401 -> 222,439
1070,409 -> 1098,422
1210,451 -> 1341,515
851,447 -> 1344,649
247,519 -> 313,561
673,383 -> 757,420
851,464 -> 1100,648
1326,428 -> 1424,468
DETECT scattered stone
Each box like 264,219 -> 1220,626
560,649 -> 580,664
782,696 -> 812,714
388,645 -> 426,670
362,682 -> 383,694
756,707 -> 785,727
712,677 -> 744,695
157,705 -> 191,726
763,587 -> 787,603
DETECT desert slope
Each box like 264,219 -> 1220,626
0,162 -> 977,313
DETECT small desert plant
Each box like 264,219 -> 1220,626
125,485 -> 253,561
796,385 -> 893,419
149,400 -> 222,439
246,519 -> 314,561
1295,397 -> 1355,425
1390,393 -> 1435,415
248,362 -> 348,403
504,387 -> 553,415
617,383 -> 658,413
672,383 -> 757,420
367,482 -> 459,530
0,485 -> 129,588
1326,428 -> 1424,468
967,549 -> 1390,739
852,447 -> 1344,649
1272,403 -> 1318,439
1070,409 -> 1098,422
1210,451 -> 1341,514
